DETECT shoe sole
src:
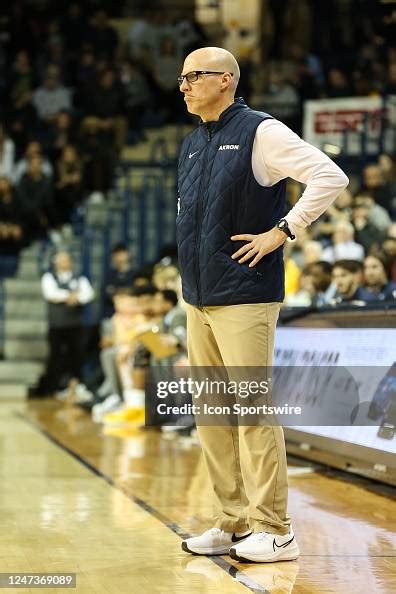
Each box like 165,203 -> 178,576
229,546 -> 300,563
181,533 -> 252,556
181,542 -> 229,556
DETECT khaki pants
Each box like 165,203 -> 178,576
186,302 -> 290,536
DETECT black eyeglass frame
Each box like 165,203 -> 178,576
177,70 -> 234,86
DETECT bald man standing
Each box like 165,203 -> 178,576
176,47 -> 348,563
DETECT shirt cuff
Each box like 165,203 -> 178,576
283,217 -> 305,240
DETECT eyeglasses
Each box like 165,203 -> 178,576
177,70 -> 233,86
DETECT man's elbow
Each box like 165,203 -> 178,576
337,171 -> 349,190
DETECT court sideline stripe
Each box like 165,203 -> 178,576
15,412 -> 270,594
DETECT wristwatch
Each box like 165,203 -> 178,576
276,218 -> 295,240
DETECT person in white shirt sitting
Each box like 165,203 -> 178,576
321,221 -> 365,263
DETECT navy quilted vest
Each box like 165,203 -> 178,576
176,97 -> 286,307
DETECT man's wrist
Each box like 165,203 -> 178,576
272,226 -> 288,243
276,218 -> 296,240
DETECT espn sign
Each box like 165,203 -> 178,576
304,96 -> 396,156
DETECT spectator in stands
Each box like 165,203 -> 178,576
353,193 -> 392,235
53,144 -> 83,227
326,68 -> 353,97
9,50 -> 35,99
94,285 -> 158,423
61,3 -> 87,56
311,188 -> 352,241
128,10 -> 157,59
39,251 -> 94,400
284,242 -> 301,296
132,268 -> 153,287
383,62 -> 396,95
47,110 -> 78,162
13,140 -> 53,184
36,24 -> 70,85
153,289 -> 187,352
306,260 -> 336,306
0,176 -> 23,277
362,163 -> 396,216
79,116 -> 114,199
84,9 -> 119,60
331,260 -> 377,304
378,154 -> 396,184
288,42 -> 325,92
388,223 -> 396,238
32,66 -> 72,129
103,287 -> 188,429
94,316 -> 122,410
321,221 -> 365,263
84,68 -> 126,154
102,243 -> 136,318
363,254 -> 396,301
252,71 -> 300,131
153,261 -> 180,291
149,288 -> 189,429
75,46 -> 97,111
7,89 -> 38,159
154,37 -> 183,122
120,60 -> 153,141
284,268 -> 313,307
351,196 -> 384,254
302,240 -> 323,265
16,154 -> 53,242
383,235 -> 396,281
92,288 -> 139,420
0,123 -> 15,180
173,11 -> 205,56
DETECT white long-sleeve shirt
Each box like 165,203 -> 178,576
252,119 -> 349,238
41,271 -> 94,305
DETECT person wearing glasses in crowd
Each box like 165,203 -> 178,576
176,47 -> 349,563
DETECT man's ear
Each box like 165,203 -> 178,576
220,73 -> 233,92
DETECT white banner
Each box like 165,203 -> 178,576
303,95 -> 396,156
275,327 -> 396,453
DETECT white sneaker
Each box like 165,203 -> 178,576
55,387 -> 71,401
74,383 -> 94,404
229,528 -> 300,563
181,528 -> 252,556
92,394 -> 122,422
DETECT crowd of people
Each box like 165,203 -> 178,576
283,156 -> 396,307
252,0 -> 396,131
0,2 -> 395,270
0,2 -> 395,410
35,212 -> 396,422
35,244 -> 192,433
0,3 -> 207,274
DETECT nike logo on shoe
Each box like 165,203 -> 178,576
189,151 -> 199,158
231,532 -> 252,543
272,535 -> 295,551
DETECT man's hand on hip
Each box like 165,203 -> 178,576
230,227 -> 286,267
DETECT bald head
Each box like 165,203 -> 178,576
185,47 -> 240,92
180,47 -> 240,121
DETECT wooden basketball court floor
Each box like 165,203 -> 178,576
0,398 -> 395,594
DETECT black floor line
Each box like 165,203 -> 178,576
15,411 -> 270,594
